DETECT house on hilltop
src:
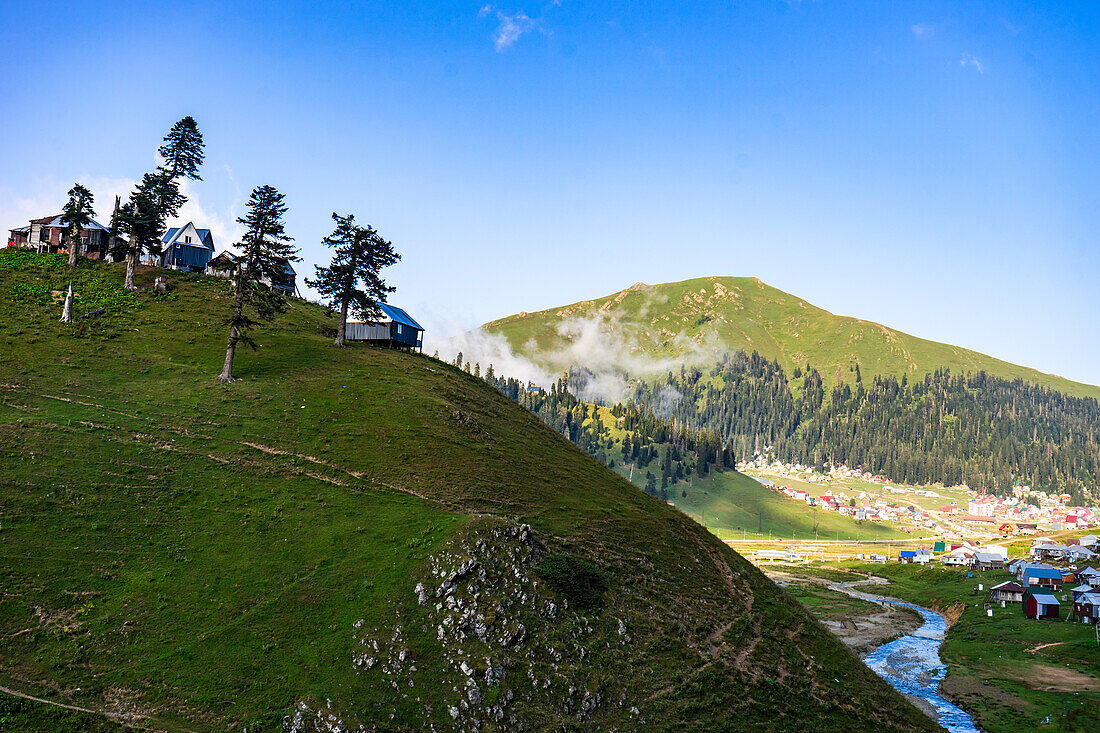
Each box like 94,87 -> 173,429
8,214 -> 115,259
345,303 -> 424,351
157,222 -> 214,271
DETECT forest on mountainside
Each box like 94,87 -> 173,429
455,351 -> 1099,503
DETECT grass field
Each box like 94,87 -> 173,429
485,276 -> 1100,399
0,252 -> 939,732
614,466 -> 914,541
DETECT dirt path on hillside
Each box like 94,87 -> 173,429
0,683 -> 99,715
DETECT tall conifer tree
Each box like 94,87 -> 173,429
120,117 -> 205,289
218,185 -> 298,383
62,183 -> 94,268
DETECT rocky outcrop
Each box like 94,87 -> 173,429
287,519 -> 638,732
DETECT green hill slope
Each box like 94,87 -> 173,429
614,468 -> 913,542
485,276 -> 1099,399
0,253 -> 938,731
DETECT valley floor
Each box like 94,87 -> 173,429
766,562 -> 1100,733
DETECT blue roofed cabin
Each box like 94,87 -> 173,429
345,303 -> 424,350
157,222 -> 214,271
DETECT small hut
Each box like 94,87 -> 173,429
1024,592 -> 1060,620
345,303 -> 424,351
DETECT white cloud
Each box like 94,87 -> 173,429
910,23 -> 933,39
960,53 -> 984,73
478,4 -> 492,18
493,11 -> 538,51
170,178 -> 245,252
427,309 -> 733,405
0,176 -> 134,235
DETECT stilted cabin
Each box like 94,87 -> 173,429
988,581 -> 1024,604
973,552 -> 1005,571
1024,592 -> 1060,620
8,214 -> 114,259
346,303 -> 424,351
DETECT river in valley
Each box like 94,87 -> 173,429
833,581 -> 980,733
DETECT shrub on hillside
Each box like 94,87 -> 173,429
535,553 -> 607,611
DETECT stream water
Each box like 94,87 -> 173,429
834,582 -> 980,733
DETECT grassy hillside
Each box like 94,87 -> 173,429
0,252 -> 938,731
485,276 -> 1100,399
614,469 -> 914,542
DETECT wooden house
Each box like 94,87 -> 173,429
201,250 -> 298,296
1073,592 -> 1100,624
345,303 -> 424,351
1078,567 -> 1100,584
1021,566 -> 1063,591
1025,592 -> 1060,620
988,581 -> 1024,604
7,214 -> 114,259
973,552 -> 1005,571
157,222 -> 214,271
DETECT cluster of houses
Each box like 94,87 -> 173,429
961,493 -> 1097,534
6,212 -> 299,294
945,536 -> 1100,622
770,484 -> 944,529
868,534 -> 1100,623
5,213 -> 425,350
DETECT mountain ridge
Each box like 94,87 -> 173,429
484,275 -> 1100,400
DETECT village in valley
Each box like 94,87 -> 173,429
731,454 -> 1100,626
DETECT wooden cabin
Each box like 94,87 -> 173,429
157,222 -> 214,271
1073,592 -> 1100,624
1025,592 -> 1060,620
345,303 -> 424,351
988,581 -> 1024,604
8,214 -> 114,259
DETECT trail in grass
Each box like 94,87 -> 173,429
831,579 -> 980,733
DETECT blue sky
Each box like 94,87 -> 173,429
2,1 -> 1098,385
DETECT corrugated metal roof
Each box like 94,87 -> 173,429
42,215 -> 109,231
378,302 -> 423,331
1030,593 -> 1060,604
1024,567 -> 1063,579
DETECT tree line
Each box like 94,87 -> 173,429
446,354 -> 736,502
453,350 -> 1098,503
623,352 -> 1099,502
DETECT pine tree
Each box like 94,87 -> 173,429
120,117 -> 205,289
117,175 -> 163,290
62,184 -> 94,269
218,185 -> 298,383
307,213 -> 401,347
